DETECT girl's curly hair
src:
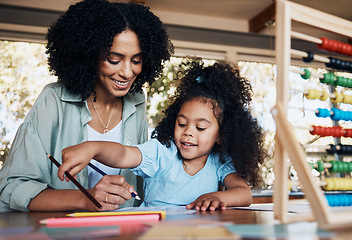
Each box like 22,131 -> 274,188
152,59 -> 266,188
46,0 -> 173,100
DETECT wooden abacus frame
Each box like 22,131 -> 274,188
273,0 -> 352,229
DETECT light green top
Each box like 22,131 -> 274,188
0,82 -> 147,212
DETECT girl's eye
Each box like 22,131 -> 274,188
197,127 -> 206,131
107,59 -> 120,65
178,123 -> 186,127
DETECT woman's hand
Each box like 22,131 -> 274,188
85,175 -> 135,211
186,193 -> 226,211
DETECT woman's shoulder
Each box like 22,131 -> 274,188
124,91 -> 146,105
39,82 -> 82,102
24,82 -> 82,123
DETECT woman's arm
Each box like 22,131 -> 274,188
59,141 -> 142,181
186,173 -> 252,211
28,174 -> 135,211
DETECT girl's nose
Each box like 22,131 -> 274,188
183,127 -> 193,137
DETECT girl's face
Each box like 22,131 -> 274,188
174,99 -> 220,163
96,30 -> 143,98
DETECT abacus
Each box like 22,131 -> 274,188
273,0 -> 352,229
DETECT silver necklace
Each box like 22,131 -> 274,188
91,97 -> 116,134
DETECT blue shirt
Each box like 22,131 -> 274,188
131,139 -> 236,206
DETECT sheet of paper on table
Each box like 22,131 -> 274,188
116,205 -> 197,215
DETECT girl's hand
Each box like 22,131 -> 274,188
186,193 -> 226,211
58,142 -> 95,181
85,175 -> 135,211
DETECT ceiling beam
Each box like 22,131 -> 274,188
249,2 -> 276,33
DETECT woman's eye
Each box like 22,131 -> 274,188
132,59 -> 142,64
107,59 -> 120,65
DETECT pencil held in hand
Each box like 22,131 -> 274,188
129,188 -> 141,200
87,163 -> 141,201
46,153 -> 102,209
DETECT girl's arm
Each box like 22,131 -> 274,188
186,172 -> 252,211
58,141 -> 142,181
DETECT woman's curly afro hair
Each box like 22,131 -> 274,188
152,59 -> 266,188
46,0 -> 173,100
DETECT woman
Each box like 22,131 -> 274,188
0,0 -> 173,212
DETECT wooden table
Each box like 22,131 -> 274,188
0,209 -> 351,239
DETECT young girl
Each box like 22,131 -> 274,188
59,59 -> 265,211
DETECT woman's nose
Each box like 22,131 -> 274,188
119,62 -> 133,79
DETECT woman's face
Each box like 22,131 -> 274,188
96,30 -> 143,98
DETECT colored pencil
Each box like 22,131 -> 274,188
88,162 -> 141,200
67,211 -> 166,219
47,153 -> 102,209
39,214 -> 161,227
88,162 -> 107,176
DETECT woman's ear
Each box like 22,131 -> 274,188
216,134 -> 221,145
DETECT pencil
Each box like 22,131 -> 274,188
67,210 -> 166,219
39,214 -> 161,227
88,162 -> 107,176
88,162 -> 141,200
46,153 -> 102,209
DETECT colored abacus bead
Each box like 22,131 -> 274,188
303,52 -> 314,63
304,89 -> 321,100
326,194 -> 352,207
342,162 -> 349,172
330,161 -> 339,173
321,72 -> 335,84
330,92 -> 343,104
330,108 -> 341,121
345,78 -> 352,88
323,178 -> 336,191
317,161 -> 325,172
309,125 -> 320,135
320,91 -> 329,101
331,126 -> 344,137
301,68 -> 311,79
342,94 -> 352,104
315,108 -> 330,118
335,76 -> 347,87
323,178 -> 352,191
318,37 -> 328,50
326,144 -> 336,154
344,129 -> 352,137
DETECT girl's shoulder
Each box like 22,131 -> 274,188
208,153 -> 233,167
139,139 -> 176,153
137,139 -> 178,163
